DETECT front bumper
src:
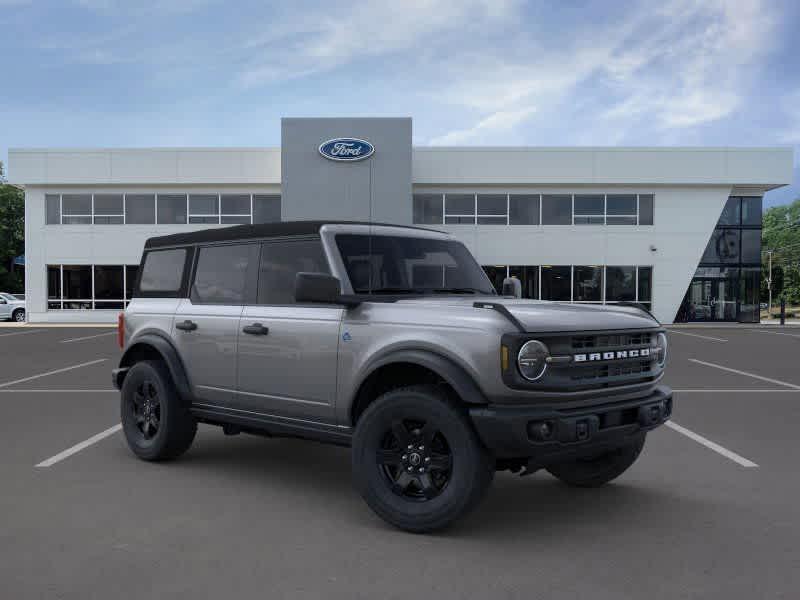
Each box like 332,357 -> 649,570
469,385 -> 672,461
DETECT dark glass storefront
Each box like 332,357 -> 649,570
676,197 -> 762,322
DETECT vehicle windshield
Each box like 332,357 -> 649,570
335,234 -> 496,296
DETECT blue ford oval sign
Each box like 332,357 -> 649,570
318,138 -> 375,162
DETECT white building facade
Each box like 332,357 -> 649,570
8,118 -> 793,324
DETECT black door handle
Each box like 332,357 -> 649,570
242,323 -> 269,335
176,320 -> 197,331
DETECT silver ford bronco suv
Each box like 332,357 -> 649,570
113,221 -> 671,532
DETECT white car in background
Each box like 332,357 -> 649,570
0,293 -> 26,322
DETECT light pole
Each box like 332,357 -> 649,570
767,250 -> 772,319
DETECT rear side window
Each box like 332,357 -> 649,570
139,249 -> 187,294
191,244 -> 253,304
257,239 -> 329,305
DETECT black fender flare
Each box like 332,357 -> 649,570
119,331 -> 193,402
352,349 -> 488,416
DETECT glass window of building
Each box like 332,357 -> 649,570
47,266 -> 61,309
46,194 -> 61,224
156,194 -> 188,224
607,194 -> 638,225
444,194 -> 475,224
413,194 -> 443,224
125,194 -> 156,224
573,195 -> 604,225
61,194 -> 92,224
605,266 -> 636,301
637,194 -> 654,225
573,266 -> 602,301
62,265 -> 92,309
637,266 -> 652,305
189,194 -> 219,224
509,266 -> 539,299
253,194 -> 281,224
93,194 -> 124,224
191,244 -> 252,304
739,267 -> 760,323
477,194 -> 507,224
541,195 -> 571,225
717,197 -> 741,225
221,194 -> 251,224
701,229 -> 741,263
740,230 -> 761,263
741,197 -> 762,226
541,266 -> 571,300
509,194 -> 540,225
94,265 -> 125,309
125,265 -> 139,300
482,266 -> 507,294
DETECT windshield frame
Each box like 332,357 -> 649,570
329,229 -> 496,297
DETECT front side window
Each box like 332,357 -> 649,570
139,248 -> 187,293
336,234 -> 495,295
257,239 -> 330,305
191,244 -> 252,304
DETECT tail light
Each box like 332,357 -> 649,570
117,312 -> 125,349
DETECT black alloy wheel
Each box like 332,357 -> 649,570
131,379 -> 161,440
377,418 -> 454,501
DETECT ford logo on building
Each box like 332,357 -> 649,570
318,138 -> 375,162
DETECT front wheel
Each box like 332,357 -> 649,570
120,360 -> 197,461
352,385 -> 494,533
546,434 -> 646,488
12,309 -> 25,322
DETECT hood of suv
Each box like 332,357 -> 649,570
396,296 -> 659,332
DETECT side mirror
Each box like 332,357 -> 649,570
295,272 -> 342,304
502,277 -> 522,298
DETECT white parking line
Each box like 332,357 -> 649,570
666,421 -> 758,468
688,358 -> 800,390
59,331 -> 116,343
0,359 -> 107,389
35,424 -> 121,468
0,329 -> 44,338
666,330 -> 728,342
747,329 -> 800,339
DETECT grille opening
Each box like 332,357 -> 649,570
570,360 -> 653,382
572,332 -> 652,349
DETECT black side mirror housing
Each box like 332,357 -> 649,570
295,272 -> 342,304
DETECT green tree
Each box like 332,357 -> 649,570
0,162 -> 25,293
762,197 -> 800,305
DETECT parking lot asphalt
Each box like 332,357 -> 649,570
1,326 -> 799,599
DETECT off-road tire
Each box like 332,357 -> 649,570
352,384 -> 494,533
546,433 -> 646,488
120,360 -> 197,461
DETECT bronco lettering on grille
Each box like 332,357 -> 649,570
573,348 -> 650,362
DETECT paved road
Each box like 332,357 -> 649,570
1,326 -> 798,599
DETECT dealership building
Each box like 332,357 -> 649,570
8,117 -> 794,324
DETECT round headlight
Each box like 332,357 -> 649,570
655,332 -> 668,366
517,340 -> 550,381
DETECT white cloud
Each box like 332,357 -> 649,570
429,107 -> 536,145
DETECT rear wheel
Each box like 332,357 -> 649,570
352,385 -> 494,533
120,360 -> 197,461
12,309 -> 25,322
546,434 -> 646,488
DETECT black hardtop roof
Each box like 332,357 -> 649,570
144,221 -> 441,249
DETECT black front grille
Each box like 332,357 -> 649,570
571,332 -> 652,349
570,360 -> 653,382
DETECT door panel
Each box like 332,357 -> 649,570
0,300 -> 9,319
235,305 -> 343,423
172,299 -> 243,405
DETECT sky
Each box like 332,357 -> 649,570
1,0 -> 798,207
